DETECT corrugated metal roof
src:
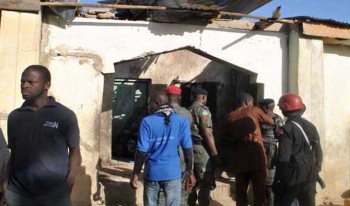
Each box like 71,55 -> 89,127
286,16 -> 350,27
111,0 -> 271,23
47,0 -> 271,23
222,0 -> 271,14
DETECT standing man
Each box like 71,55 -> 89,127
130,91 -> 195,206
225,92 -> 274,206
188,87 -> 220,206
164,85 -> 194,205
258,98 -> 284,206
165,85 -> 193,125
274,94 -> 323,206
5,65 -> 81,205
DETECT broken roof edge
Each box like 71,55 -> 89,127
113,46 -> 257,76
286,16 -> 350,28
302,22 -> 350,41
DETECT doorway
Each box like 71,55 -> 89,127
111,78 -> 151,160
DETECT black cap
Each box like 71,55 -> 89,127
259,98 -> 275,105
192,88 -> 208,96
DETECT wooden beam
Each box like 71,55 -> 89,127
40,2 -> 167,11
219,11 -> 294,24
0,0 -> 40,12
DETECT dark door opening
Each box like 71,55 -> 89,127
180,82 -> 223,123
112,78 -> 151,160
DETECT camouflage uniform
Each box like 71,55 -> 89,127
260,113 -> 284,206
188,102 -> 215,206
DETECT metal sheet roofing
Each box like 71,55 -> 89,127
286,16 -> 350,27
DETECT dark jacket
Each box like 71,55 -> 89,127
275,115 -> 323,187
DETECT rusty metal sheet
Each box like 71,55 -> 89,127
303,22 -> 350,40
0,0 -> 40,12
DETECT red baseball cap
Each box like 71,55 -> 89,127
165,85 -> 181,95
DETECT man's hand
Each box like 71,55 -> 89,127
130,174 -> 139,190
188,171 -> 196,187
66,174 -> 76,192
182,170 -> 196,192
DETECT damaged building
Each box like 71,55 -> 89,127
1,0 -> 350,205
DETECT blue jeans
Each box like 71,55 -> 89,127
144,178 -> 181,206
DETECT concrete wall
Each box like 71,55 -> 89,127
289,30 -> 350,204
0,10 -> 41,132
40,15 -> 288,204
114,49 -> 253,120
323,45 -> 350,204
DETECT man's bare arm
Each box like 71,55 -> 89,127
66,146 -> 82,191
202,127 -> 218,156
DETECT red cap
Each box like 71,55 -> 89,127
278,93 -> 303,111
165,85 -> 181,95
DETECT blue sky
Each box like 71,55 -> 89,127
250,0 -> 350,23
81,0 -> 350,23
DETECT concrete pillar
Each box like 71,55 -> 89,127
288,27 -> 326,201
0,11 -> 41,133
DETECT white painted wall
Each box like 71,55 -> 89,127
44,17 -> 288,102
323,45 -> 350,204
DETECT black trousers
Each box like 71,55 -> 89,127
274,181 -> 316,206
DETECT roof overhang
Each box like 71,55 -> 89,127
302,22 -> 350,46
0,0 -> 40,12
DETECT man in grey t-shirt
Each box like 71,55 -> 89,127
5,65 -> 81,206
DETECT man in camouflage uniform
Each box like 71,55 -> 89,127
188,88 -> 220,206
259,99 -> 284,206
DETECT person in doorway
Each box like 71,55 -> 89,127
258,98 -> 284,206
274,93 -> 323,206
164,85 -> 194,206
130,91 -> 196,206
188,87 -> 221,206
4,65 -> 82,206
225,92 -> 274,206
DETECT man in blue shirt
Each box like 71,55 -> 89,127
130,91 -> 195,206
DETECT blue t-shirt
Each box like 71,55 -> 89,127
137,112 -> 192,181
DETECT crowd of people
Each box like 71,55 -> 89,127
0,64 -> 324,206
130,84 -> 324,206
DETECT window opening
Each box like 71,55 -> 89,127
112,78 -> 151,160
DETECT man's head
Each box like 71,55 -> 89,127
21,65 -> 51,101
164,85 -> 181,104
192,88 -> 208,105
149,91 -> 169,113
259,98 -> 275,115
278,93 -> 303,117
237,92 -> 254,108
